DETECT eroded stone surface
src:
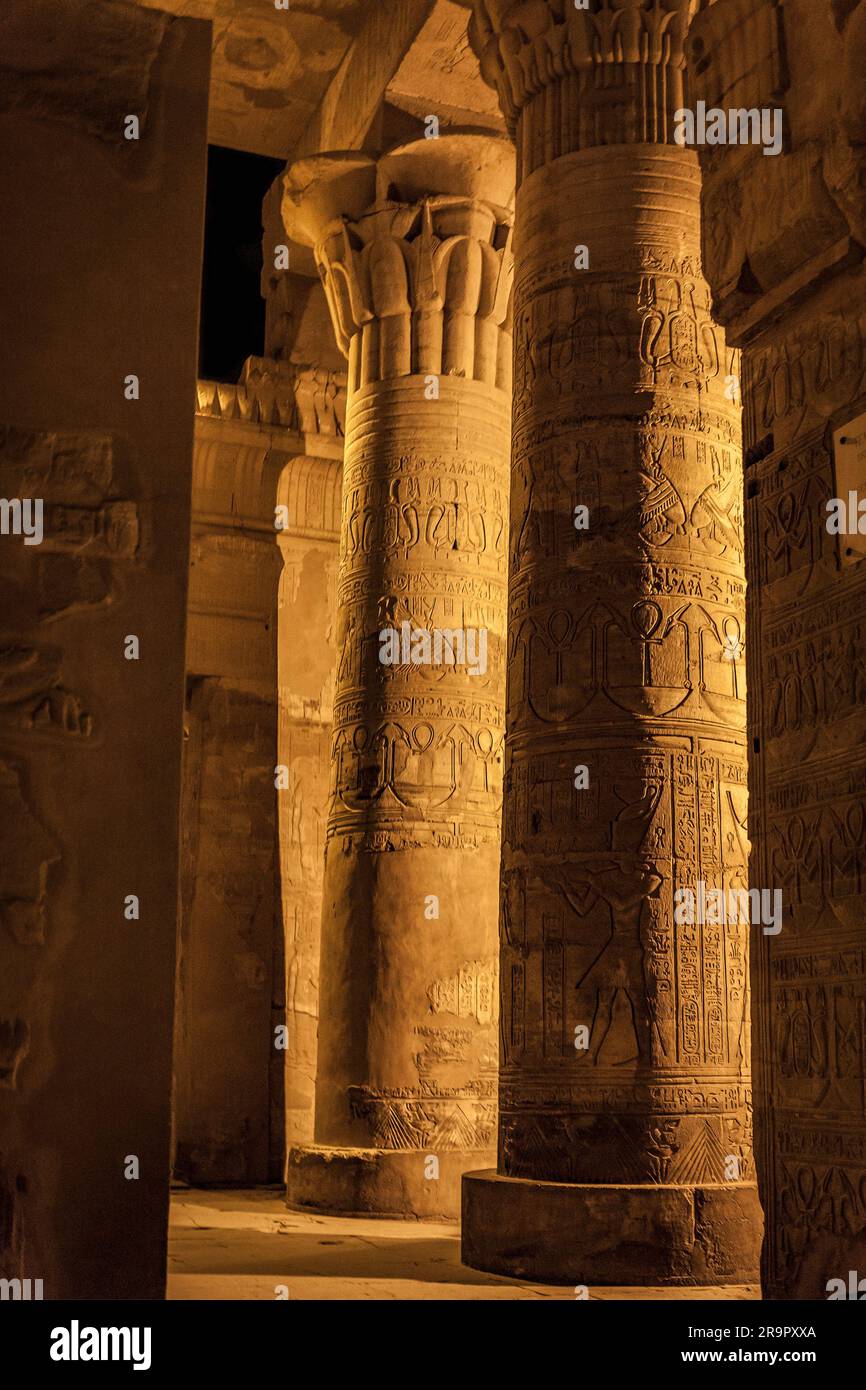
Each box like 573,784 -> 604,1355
0,0 -> 168,144
10,0 -> 866,1308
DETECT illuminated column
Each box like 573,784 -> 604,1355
280,136 -> 514,1218
460,0 -> 761,1283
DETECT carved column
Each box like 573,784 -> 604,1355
460,0 -> 761,1283
279,135 -> 514,1219
687,0 -> 866,1300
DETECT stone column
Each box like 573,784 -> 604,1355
279,135 -> 514,1219
460,0 -> 761,1283
687,0 -> 866,1300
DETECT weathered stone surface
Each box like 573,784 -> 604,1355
0,0 -> 168,144
195,359 -> 347,435
11,0 -> 866,1307
280,134 -> 514,1218
132,0 -> 494,160
132,0 -> 368,158
288,1144 -> 489,1220
687,0 -> 866,1301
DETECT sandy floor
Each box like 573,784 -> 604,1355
167,1189 -> 762,1301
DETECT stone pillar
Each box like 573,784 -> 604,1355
174,392 -> 287,1186
280,135 -> 514,1219
460,0 -> 761,1284
275,449 -> 342,1148
182,365 -> 345,1170
687,0 -> 866,1300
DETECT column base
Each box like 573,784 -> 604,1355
461,1171 -> 763,1285
287,1144 -> 495,1221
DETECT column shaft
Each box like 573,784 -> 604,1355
462,0 -> 762,1284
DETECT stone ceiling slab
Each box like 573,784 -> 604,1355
132,0 -> 366,156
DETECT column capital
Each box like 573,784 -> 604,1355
464,0 -> 702,168
280,135 -> 515,386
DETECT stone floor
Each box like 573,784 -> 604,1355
167,1189 -> 762,1301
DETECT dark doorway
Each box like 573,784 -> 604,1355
198,144 -> 284,383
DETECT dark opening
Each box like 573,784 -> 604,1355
198,144 -> 284,383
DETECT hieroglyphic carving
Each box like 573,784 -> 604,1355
282,140 -> 513,854
684,0 -> 866,1291
767,937 -> 866,1293
500,746 -> 751,1180
686,0 -> 866,339
0,643 -> 92,741
0,427 -> 130,1090
744,314 -> 866,454
0,424 -> 141,629
348,1086 -> 496,1152
497,148 -> 752,1202
427,959 -> 496,1026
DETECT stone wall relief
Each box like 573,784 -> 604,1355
1,426 -> 140,1108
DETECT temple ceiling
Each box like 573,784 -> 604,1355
131,0 -> 501,158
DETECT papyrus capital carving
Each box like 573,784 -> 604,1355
280,136 -> 515,388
